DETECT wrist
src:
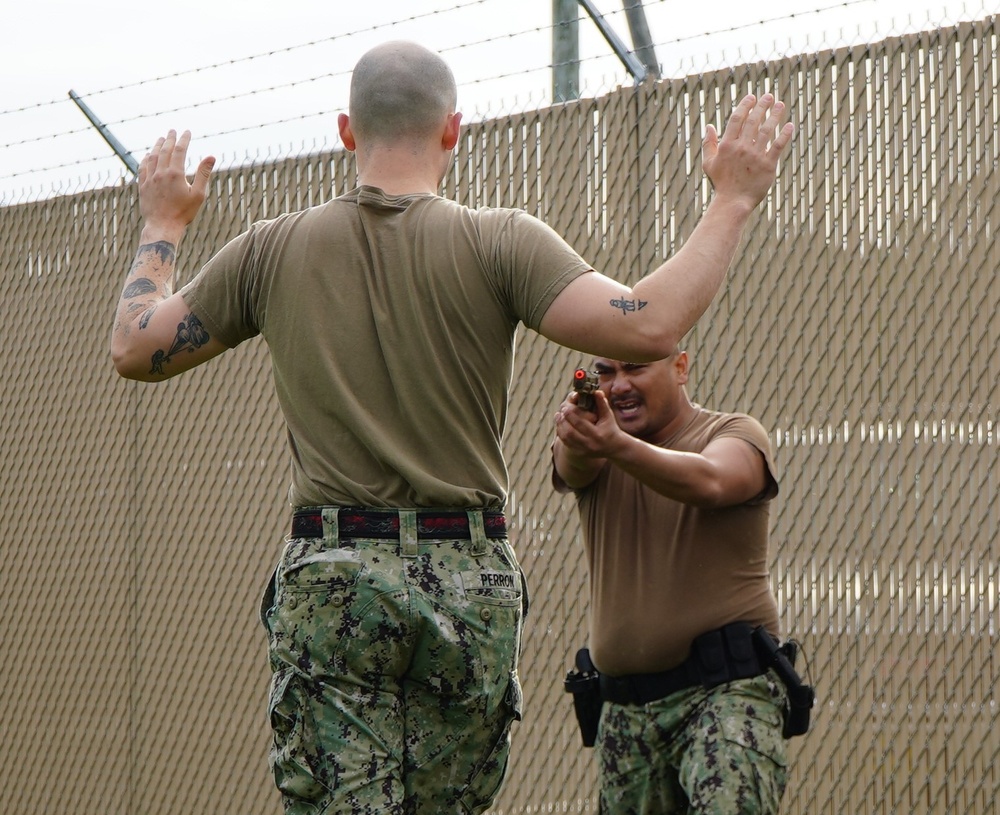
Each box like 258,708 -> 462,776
139,222 -> 186,247
602,430 -> 635,464
704,191 -> 756,220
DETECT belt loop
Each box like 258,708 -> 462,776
399,510 -> 419,557
467,510 -> 488,556
322,506 -> 340,543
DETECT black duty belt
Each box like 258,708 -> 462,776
291,507 -> 507,541
598,621 -> 769,705
567,621 -> 814,740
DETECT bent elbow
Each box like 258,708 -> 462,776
111,355 -> 144,381
110,341 -> 153,382
619,324 -> 682,363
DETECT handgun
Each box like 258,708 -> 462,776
572,368 -> 599,411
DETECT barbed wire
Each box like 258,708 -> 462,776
0,0 -> 988,196
0,0 -> 495,119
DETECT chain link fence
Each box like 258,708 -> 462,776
1,17 -> 997,815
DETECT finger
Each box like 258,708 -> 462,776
191,155 -> 216,199
760,100 -> 789,144
555,420 -> 577,444
721,94 -> 755,141
172,130 -> 192,172
765,99 -> 787,127
743,93 -> 774,140
593,390 -> 614,421
769,121 -> 796,156
145,136 -> 166,175
563,405 -> 594,431
160,129 -> 178,166
160,130 -> 177,158
702,124 -> 719,163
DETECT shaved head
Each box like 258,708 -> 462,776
349,41 -> 457,144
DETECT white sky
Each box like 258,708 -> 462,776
1,0 -> 993,200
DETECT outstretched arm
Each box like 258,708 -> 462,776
553,391 -> 769,507
539,93 -> 795,361
111,130 -> 228,381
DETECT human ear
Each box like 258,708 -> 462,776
442,111 -> 462,150
338,113 -> 357,151
675,352 -> 690,384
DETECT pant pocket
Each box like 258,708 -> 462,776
267,666 -> 329,803
259,564 -> 278,630
458,670 -> 522,814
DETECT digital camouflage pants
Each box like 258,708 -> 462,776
596,673 -> 788,815
260,510 -> 525,814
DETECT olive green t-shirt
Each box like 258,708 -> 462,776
564,407 -> 781,676
181,186 -> 590,509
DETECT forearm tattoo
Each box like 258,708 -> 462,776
122,277 -> 158,298
115,241 -> 177,338
150,313 -> 211,375
138,306 -> 157,330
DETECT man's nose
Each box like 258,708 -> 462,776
609,372 -> 631,393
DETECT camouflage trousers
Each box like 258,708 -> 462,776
596,673 -> 788,815
259,510 -> 526,814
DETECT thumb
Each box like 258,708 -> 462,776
592,389 -> 614,422
702,124 -> 719,163
192,155 -> 216,198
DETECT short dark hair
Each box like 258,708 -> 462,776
350,41 -> 457,143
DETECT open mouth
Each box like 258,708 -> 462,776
611,396 -> 642,420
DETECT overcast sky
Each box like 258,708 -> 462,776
1,0 -> 993,200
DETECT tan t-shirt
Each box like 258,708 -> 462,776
561,406 -> 780,676
181,186 -> 590,509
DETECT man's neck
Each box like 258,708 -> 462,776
355,148 -> 444,196
646,395 -> 697,446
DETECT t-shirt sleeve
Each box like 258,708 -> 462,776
713,413 -> 779,502
178,222 -> 268,348
493,210 -> 593,331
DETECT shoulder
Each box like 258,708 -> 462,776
691,407 -> 779,499
690,407 -> 771,447
237,203 -> 325,242
460,204 -> 561,236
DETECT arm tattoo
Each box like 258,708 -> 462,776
138,305 -> 157,330
123,242 -> 176,302
122,278 -> 158,298
609,297 -> 648,315
116,241 -> 178,338
129,241 -> 176,276
149,313 -> 211,375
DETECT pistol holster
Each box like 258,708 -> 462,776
563,647 -> 602,747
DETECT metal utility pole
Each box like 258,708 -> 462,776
553,0 -> 581,102
68,90 -> 139,176
577,0 -> 648,84
622,0 -> 660,79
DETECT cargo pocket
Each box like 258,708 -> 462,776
267,666 -> 329,803
458,670 -> 523,813
718,676 -> 786,747
259,565 -> 278,630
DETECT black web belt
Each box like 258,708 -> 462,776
598,621 -> 770,705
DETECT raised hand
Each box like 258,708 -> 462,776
138,130 -> 216,237
701,94 -> 795,209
